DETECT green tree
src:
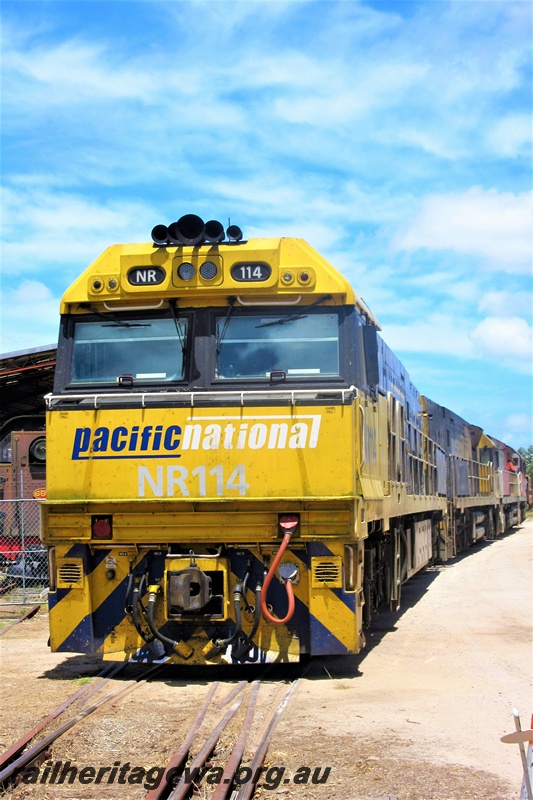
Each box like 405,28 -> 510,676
518,446 -> 533,479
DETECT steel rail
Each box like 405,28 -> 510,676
0,604 -> 41,637
215,680 -> 248,710
76,660 -> 127,708
233,677 -> 304,800
147,666 -> 306,800
167,694 -> 245,800
0,662 -> 117,771
145,682 -> 220,800
0,662 -> 165,785
210,681 -> 261,800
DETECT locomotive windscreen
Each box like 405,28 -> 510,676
215,311 -> 340,379
70,317 -> 188,384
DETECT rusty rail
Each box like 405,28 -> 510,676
0,662 -> 165,786
0,603 -> 41,636
145,682 -> 221,800
210,681 -> 261,800
168,693 -> 245,800
148,666 -> 306,800
234,679 -> 302,800
0,662 -> 118,772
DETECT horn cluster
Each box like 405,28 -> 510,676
151,215 -> 243,247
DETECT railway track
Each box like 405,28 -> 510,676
146,675 -> 304,800
0,662 -> 308,799
0,660 -> 167,786
0,604 -> 41,637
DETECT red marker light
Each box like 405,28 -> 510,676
92,518 -> 112,539
279,514 -> 299,532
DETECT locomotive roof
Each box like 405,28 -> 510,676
59,237 -> 382,330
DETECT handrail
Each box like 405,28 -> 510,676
236,295 -> 302,306
359,404 -> 366,468
450,454 -> 494,495
44,386 -> 357,409
103,300 -> 164,311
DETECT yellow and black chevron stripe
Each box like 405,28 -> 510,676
48,541 -> 363,664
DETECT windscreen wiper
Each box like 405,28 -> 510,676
169,301 -> 186,352
78,304 -> 149,327
255,294 -> 332,328
216,296 -> 237,352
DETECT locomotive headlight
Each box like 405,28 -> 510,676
177,262 -> 195,281
281,271 -> 294,284
199,261 -> 218,280
151,224 -> 169,245
298,271 -> 311,284
107,277 -> 119,291
226,224 -> 243,242
91,278 -> 104,292
29,436 -> 46,464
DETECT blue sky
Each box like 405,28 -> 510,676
1,0 -> 531,449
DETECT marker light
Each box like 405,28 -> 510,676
92,517 -> 112,540
200,261 -> 218,280
177,262 -> 195,281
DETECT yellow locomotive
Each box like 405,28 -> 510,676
41,215 -> 525,664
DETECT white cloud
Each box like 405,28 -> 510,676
405,270 -> 481,304
478,290 -> 533,317
395,188 -> 532,273
500,414 -> 533,449
375,311 -> 533,377
0,280 -> 59,353
4,39 -> 156,105
274,60 -> 428,126
383,314 -> 475,359
504,414 -> 533,436
487,114 -> 532,158
469,316 -> 533,366
2,187 -> 156,275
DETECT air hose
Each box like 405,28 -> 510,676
233,583 -> 262,659
260,515 -> 299,625
145,585 -> 192,658
131,574 -> 151,643
214,584 -> 243,648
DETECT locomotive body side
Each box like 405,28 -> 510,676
488,434 -> 526,529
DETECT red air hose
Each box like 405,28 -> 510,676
260,516 -> 298,625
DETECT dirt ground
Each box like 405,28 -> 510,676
0,520 -> 531,800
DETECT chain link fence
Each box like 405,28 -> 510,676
0,498 -> 48,604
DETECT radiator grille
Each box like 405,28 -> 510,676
57,560 -> 84,588
311,556 -> 343,588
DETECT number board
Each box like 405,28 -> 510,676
127,266 -> 166,286
230,262 -> 271,282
